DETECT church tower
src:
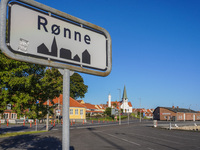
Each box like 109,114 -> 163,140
122,85 -> 128,103
121,85 -> 132,113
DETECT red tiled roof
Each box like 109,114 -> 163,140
116,106 -> 121,110
77,100 -> 85,104
43,95 -> 85,108
77,100 -> 83,103
133,108 -> 154,113
43,95 -> 63,106
95,105 -> 105,110
82,103 -> 97,109
70,98 -> 85,108
101,104 -> 108,108
132,108 -> 137,112
108,101 -> 132,108
86,110 -> 104,113
145,113 -> 153,116
147,109 -> 152,113
110,101 -> 122,105
95,105 -> 100,109
128,102 -> 132,107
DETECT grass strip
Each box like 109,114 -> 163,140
0,130 -> 47,138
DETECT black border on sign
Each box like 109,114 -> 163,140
7,1 -> 108,72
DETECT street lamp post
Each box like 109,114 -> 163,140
36,100 -> 39,131
128,111 -> 129,125
46,99 -> 49,131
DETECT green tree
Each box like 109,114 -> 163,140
0,51 -> 46,118
40,68 -> 62,101
34,68 -> 63,119
70,73 -> 88,99
0,51 -> 88,118
104,107 -> 111,116
113,102 -> 117,108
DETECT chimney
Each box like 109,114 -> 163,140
172,106 -> 175,109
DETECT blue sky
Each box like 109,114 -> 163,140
32,0 -> 200,110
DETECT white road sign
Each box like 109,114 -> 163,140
0,0 -> 112,76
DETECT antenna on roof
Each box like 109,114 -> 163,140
189,104 -> 191,110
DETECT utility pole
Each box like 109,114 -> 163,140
36,100 -> 39,131
128,112 -> 129,125
46,99 -> 49,131
58,96 -> 60,124
35,119 -> 37,131
46,67 -> 51,131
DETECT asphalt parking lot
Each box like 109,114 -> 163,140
70,122 -> 200,150
0,121 -> 200,150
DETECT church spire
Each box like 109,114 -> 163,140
122,85 -> 128,100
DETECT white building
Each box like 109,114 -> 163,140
120,86 -> 132,113
107,86 -> 132,113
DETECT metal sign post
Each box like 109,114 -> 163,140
62,69 -> 70,150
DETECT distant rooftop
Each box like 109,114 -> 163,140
160,106 -> 198,113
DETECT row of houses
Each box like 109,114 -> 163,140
2,102 -> 200,122
40,95 -> 105,122
0,86 -> 132,122
0,95 -> 98,122
132,108 -> 154,119
1,86 -> 199,122
48,86 -> 134,122
0,95 -> 116,122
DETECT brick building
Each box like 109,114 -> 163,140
0,104 -> 18,121
153,106 -> 200,121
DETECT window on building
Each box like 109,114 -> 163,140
70,109 -> 73,115
75,109 -> 78,115
80,109 -> 83,115
11,113 -> 17,119
3,113 -> 9,119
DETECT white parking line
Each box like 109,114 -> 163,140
100,131 -> 141,146
150,132 -> 197,141
147,148 -> 154,150
70,123 -> 119,129
128,133 -> 182,145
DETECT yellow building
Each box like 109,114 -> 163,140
69,97 -> 86,121
45,95 -> 86,122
